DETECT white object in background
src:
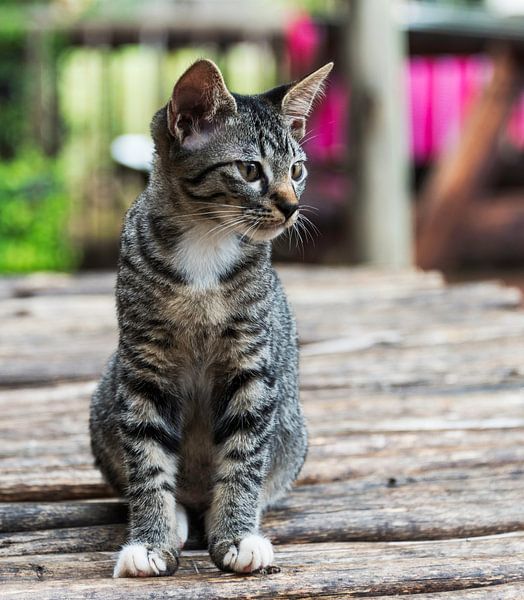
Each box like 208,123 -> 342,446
485,0 -> 524,17
110,134 -> 154,173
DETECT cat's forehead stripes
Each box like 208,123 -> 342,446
234,95 -> 298,162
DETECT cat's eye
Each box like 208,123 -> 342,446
291,161 -> 305,181
236,161 -> 262,183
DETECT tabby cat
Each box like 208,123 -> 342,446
90,58 -> 333,577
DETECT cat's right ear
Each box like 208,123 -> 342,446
167,59 -> 237,149
264,62 -> 333,140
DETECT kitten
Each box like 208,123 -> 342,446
90,58 -> 333,577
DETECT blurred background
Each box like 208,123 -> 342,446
1,0 -> 524,289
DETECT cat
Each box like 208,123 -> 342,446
90,58 -> 333,577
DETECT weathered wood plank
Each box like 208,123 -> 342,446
0,268 -> 443,300
3,382 -> 524,422
1,382 -> 523,496
395,583 -> 524,599
2,465 -> 523,550
299,338 -> 524,391
0,524 -> 126,557
1,268 -> 523,597
4,430 -> 523,502
2,428 -> 524,502
0,501 -> 126,534
1,380 -> 523,501
2,427 -> 524,501
0,272 -> 117,300
2,535 -> 524,598
0,271 -> 521,388
265,469 -> 524,543
3,387 -> 524,436
6,332 -> 516,391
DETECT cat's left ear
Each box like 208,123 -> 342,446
265,63 -> 334,140
167,59 -> 237,149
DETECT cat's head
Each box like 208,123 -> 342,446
151,59 -> 333,242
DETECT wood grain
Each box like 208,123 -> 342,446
2,536 -> 524,598
1,267 -> 523,597
2,464 -> 523,550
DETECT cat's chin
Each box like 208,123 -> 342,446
243,225 -> 286,242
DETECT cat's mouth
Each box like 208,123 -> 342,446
251,225 -> 286,242
237,221 -> 286,242
234,210 -> 298,242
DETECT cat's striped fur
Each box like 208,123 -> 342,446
90,59 -> 333,576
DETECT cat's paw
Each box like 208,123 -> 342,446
113,543 -> 179,578
220,534 -> 275,573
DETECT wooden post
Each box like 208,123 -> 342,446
346,0 -> 412,267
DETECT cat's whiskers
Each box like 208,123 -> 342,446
175,210 -> 242,231
203,220 -> 244,241
287,222 -> 294,250
239,217 -> 263,243
180,207 -> 240,214
296,215 -> 315,248
299,213 -> 321,238
188,200 -> 239,210
301,130 -> 320,145
298,204 -> 319,213
202,215 -> 250,242
291,219 -> 306,257
177,210 -> 241,220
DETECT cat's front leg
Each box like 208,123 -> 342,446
114,502 -> 189,577
208,373 -> 277,573
112,377 -> 188,578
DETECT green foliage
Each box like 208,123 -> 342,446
0,152 -> 77,273
0,31 -> 26,158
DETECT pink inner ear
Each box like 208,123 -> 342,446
170,86 -> 210,141
290,117 -> 306,139
167,60 -> 237,142
175,87 -> 206,115
175,114 -> 193,140
291,117 -> 305,129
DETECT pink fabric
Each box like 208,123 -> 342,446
285,15 -> 524,165
303,78 -> 347,162
409,58 -> 432,162
285,12 -> 320,78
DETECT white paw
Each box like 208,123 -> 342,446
113,543 -> 167,578
176,503 -> 189,548
222,534 -> 274,573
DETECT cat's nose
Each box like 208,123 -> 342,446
271,185 -> 299,220
277,201 -> 299,220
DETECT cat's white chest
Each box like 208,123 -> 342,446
173,225 -> 241,291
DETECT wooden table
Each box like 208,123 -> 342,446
1,267 -> 524,598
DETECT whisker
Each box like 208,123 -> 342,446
300,125 -> 319,145
301,133 -> 320,145
297,216 -> 315,248
186,200 -> 239,209
205,218 -> 246,238
292,221 -> 305,258
299,213 -> 321,237
239,218 -> 261,243
176,210 -> 240,219
299,204 -> 320,213
254,219 -> 266,237
203,216 -> 250,242
296,219 -> 308,254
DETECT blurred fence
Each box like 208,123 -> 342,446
2,0 -> 524,273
